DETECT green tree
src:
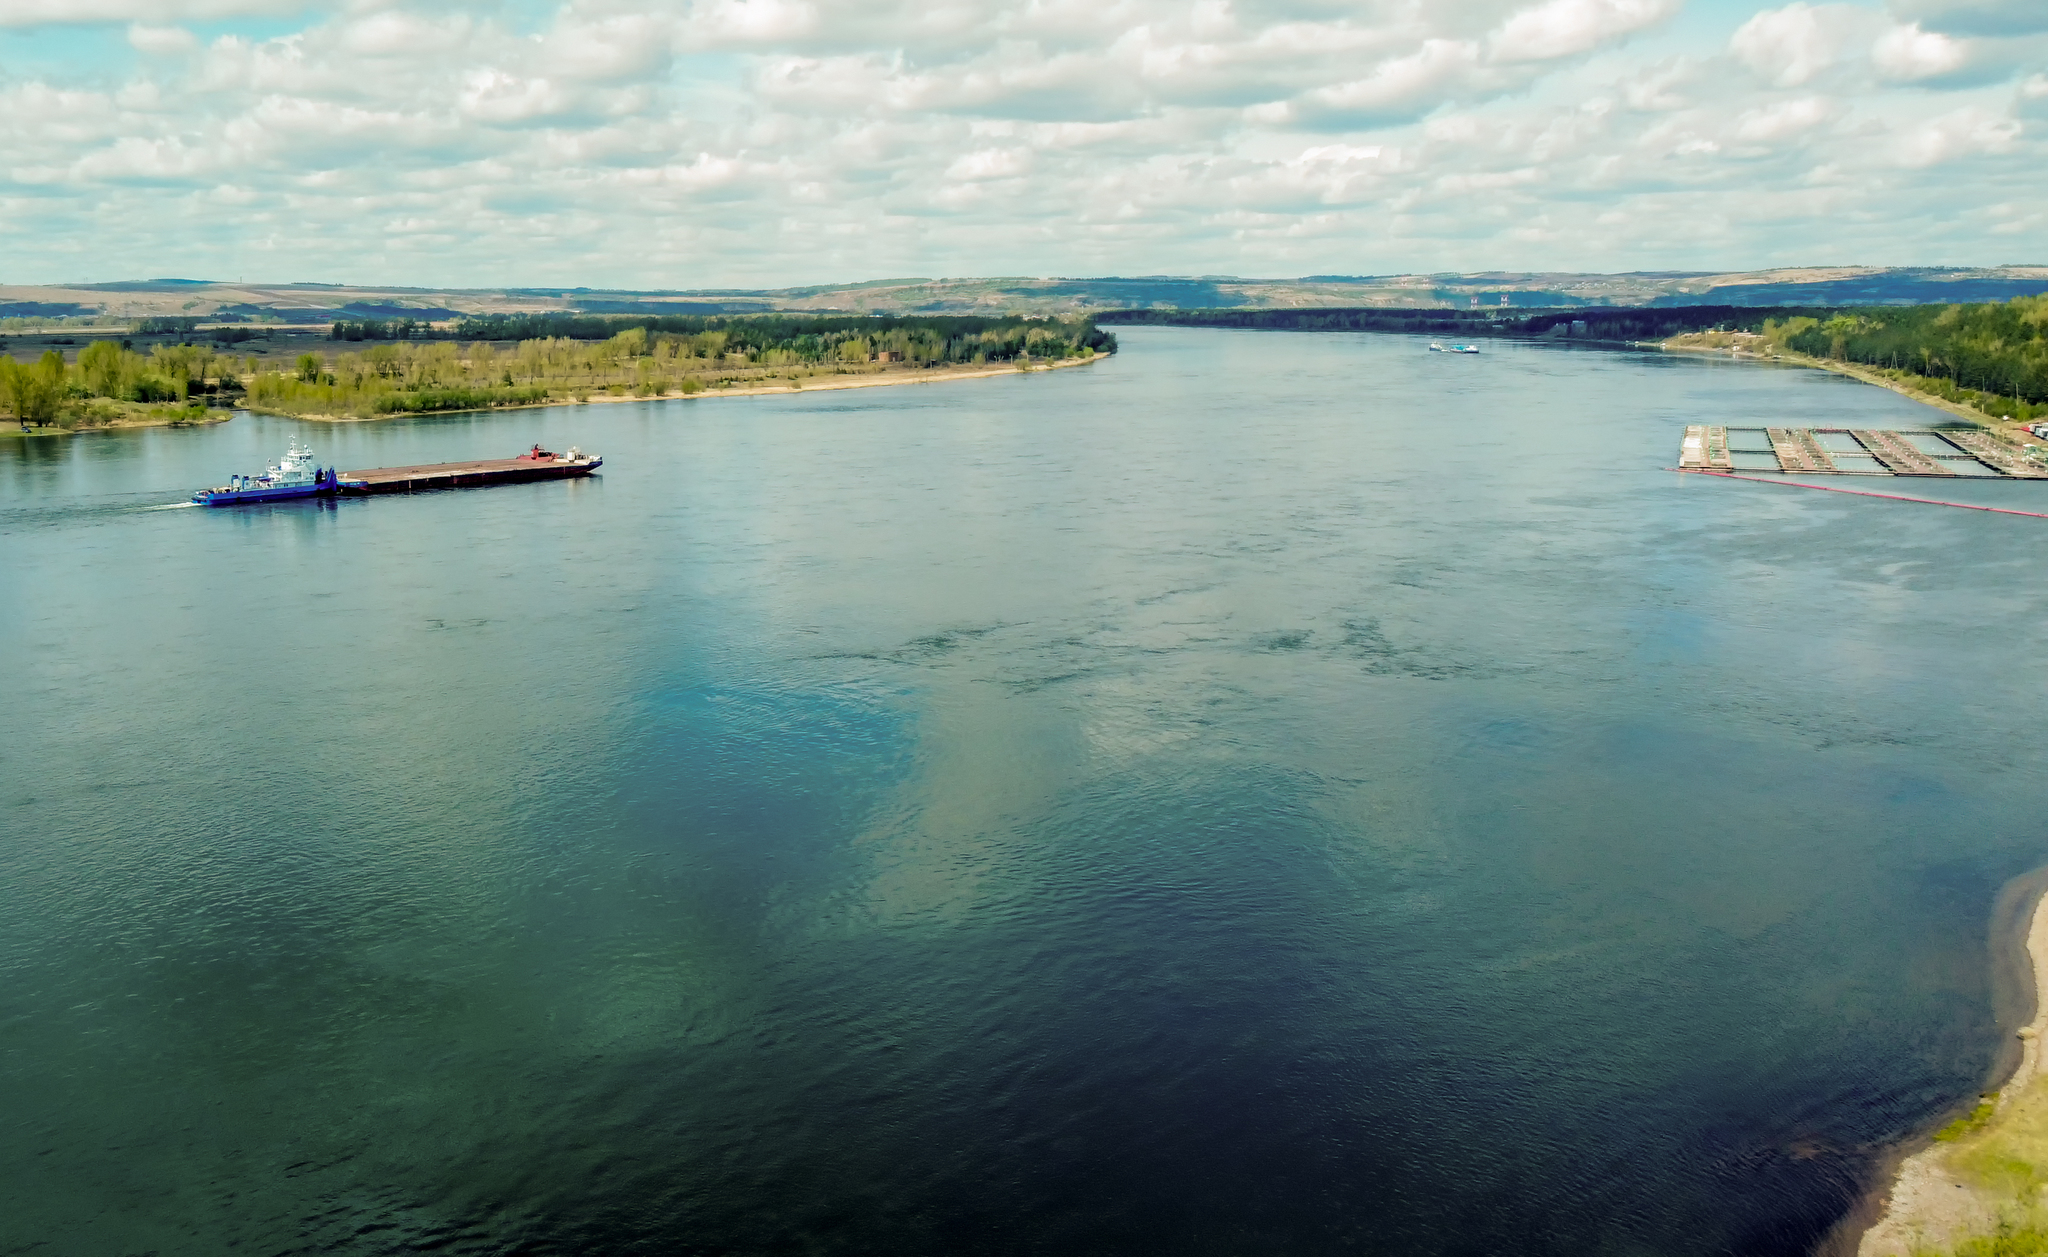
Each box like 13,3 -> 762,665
0,352 -> 67,428
78,340 -> 124,397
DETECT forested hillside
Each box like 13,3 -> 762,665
1759,298 -> 2048,416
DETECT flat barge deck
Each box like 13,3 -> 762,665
339,453 -> 601,494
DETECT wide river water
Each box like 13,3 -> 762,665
5,327 -> 2048,1256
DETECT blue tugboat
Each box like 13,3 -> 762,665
192,443 -> 343,506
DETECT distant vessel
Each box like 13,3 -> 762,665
1451,344 -> 1480,354
192,443 -> 340,506
1427,342 -> 1446,352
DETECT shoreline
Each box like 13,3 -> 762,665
1850,868 -> 2048,1256
1659,337 -> 2009,430
254,352 -> 1108,424
2,409 -> 232,438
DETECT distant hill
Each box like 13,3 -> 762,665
4,266 -> 2045,323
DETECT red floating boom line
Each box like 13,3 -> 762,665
1673,468 -> 2048,519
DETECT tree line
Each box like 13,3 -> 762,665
329,318 -> 428,341
449,312 -> 1117,364
2,341 -> 228,428
1756,298 -> 2048,418
326,312 -> 1121,368
250,315 -> 1113,419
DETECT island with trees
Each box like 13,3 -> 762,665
1,313 -> 1116,430
259,312 -> 1112,421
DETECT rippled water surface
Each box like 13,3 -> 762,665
6,328 -> 2048,1256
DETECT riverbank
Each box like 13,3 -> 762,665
1855,871 -> 2048,1257
4,404 -> 231,437
1661,333 -> 2033,436
252,352 -> 1108,423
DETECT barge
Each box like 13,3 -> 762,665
338,445 -> 602,494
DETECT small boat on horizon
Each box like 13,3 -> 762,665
1427,342 -> 1446,352
1451,344 -> 1480,354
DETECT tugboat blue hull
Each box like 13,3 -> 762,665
192,484 -> 337,507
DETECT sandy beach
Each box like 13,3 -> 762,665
1854,874 -> 2048,1256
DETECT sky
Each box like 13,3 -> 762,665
1,0 -> 2044,289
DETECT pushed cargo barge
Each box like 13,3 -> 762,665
339,445 -> 602,495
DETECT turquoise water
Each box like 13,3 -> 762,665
4,328 -> 2047,1255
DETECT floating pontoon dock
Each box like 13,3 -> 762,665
1678,426 -> 2048,479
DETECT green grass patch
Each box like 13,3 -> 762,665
1940,1097 -> 2003,1142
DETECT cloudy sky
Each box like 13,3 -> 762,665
1,0 -> 2043,288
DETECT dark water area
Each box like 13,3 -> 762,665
5,328 -> 2048,1256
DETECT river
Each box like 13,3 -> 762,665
4,326 -> 2046,1255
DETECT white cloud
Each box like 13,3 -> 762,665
1887,0 -> 2048,37
550,14 -> 677,82
683,0 -> 819,46
1489,0 -> 1679,64
1891,104 -> 2020,164
0,0 -> 324,26
73,135 -> 225,182
1288,39 -> 1489,125
945,147 -> 1030,180
0,0 -> 2042,283
1732,95 -> 1834,142
128,24 -> 200,56
459,71 -> 572,124
338,11 -> 473,57
1872,22 -> 1971,79
1729,3 -> 1874,86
